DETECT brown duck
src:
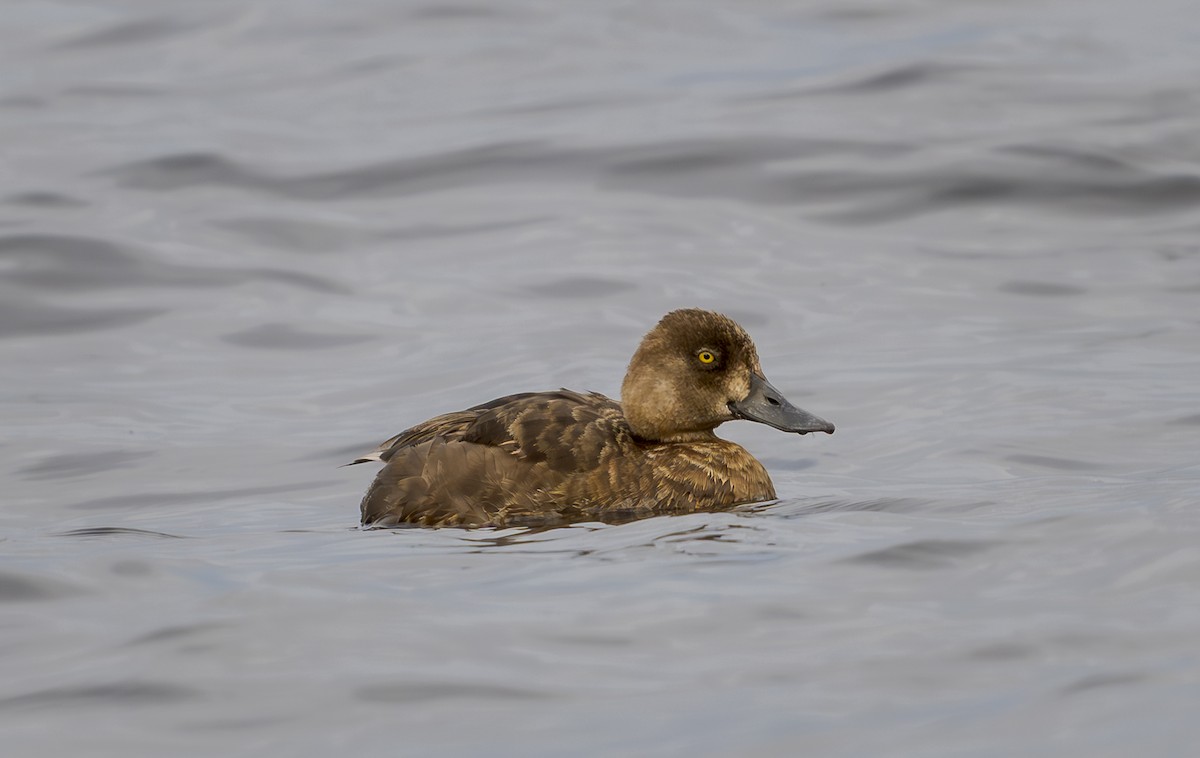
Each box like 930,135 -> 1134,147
352,309 -> 834,527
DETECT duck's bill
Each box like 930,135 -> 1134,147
729,374 -> 835,435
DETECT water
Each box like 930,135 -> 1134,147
3,0 -> 1199,755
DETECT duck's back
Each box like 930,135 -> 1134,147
359,390 -> 635,526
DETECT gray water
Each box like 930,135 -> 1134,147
3,0 -> 1199,755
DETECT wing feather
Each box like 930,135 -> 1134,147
349,389 -> 628,468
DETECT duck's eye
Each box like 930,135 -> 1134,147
697,350 -> 716,365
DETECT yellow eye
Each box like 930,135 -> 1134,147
697,350 -> 716,365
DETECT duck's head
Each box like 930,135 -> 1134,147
620,309 -> 835,443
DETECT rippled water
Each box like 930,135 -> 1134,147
3,1 -> 1200,755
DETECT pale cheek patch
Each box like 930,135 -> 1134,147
649,376 -> 684,418
729,374 -> 751,402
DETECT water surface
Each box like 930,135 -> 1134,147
2,1 -> 1199,755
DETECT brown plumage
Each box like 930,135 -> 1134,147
353,309 -> 834,528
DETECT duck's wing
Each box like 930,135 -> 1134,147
358,390 -> 632,527
347,390 -> 627,469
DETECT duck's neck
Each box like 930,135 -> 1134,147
641,429 -> 720,445
620,381 -> 718,443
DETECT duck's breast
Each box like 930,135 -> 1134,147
638,440 -> 776,510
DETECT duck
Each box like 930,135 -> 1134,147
351,308 -> 834,527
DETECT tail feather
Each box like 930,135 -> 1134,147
341,451 -> 385,467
